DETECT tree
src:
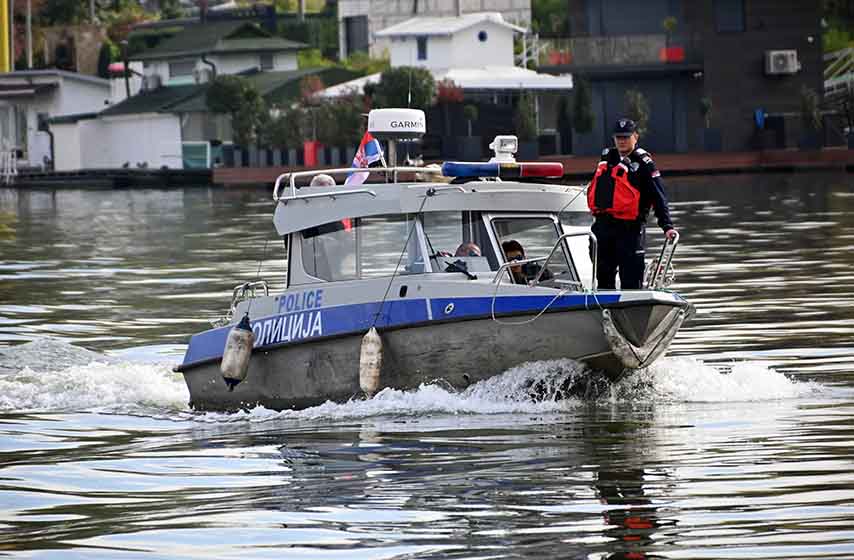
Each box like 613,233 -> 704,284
207,76 -> 266,146
514,93 -> 537,141
97,40 -> 119,79
39,0 -> 87,25
372,66 -> 435,111
572,78 -> 593,134
624,88 -> 650,136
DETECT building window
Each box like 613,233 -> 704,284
715,0 -> 745,32
260,53 -> 274,71
168,59 -> 196,78
417,36 -> 427,60
478,30 -> 488,42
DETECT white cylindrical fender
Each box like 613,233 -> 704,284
220,314 -> 255,391
359,327 -> 382,397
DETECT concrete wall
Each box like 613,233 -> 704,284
51,121 -> 83,171
54,113 -> 183,171
687,0 -> 823,151
560,0 -> 822,153
388,36 -> 453,69
450,22 -> 515,67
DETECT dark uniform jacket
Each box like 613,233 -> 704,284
599,146 -> 674,232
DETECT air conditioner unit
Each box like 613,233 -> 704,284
143,73 -> 162,91
765,49 -> 800,75
194,68 -> 213,84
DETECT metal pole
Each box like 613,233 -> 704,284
121,40 -> 130,99
90,0 -> 95,22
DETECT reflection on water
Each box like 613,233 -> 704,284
1,172 -> 854,558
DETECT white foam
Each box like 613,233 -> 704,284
0,361 -> 189,412
608,356 -> 822,403
195,356 -> 822,423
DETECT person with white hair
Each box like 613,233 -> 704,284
309,173 -> 336,187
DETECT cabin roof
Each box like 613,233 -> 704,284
272,180 -> 586,236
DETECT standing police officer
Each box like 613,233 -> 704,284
587,118 -> 678,289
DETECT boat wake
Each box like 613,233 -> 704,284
0,339 -> 189,413
0,339 -> 824,416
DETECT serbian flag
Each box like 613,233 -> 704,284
345,131 -> 384,185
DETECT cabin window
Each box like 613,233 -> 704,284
492,216 -> 574,283
422,211 -> 500,273
358,215 -> 424,278
301,221 -> 357,281
301,215 -> 426,281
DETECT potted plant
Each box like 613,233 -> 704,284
515,92 -> 538,160
458,104 -> 482,160
699,96 -> 722,151
624,88 -> 650,138
798,85 -> 823,151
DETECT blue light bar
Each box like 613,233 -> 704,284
441,162 -> 499,178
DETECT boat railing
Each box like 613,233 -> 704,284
645,231 -> 680,289
212,280 -> 270,327
273,166 -> 445,201
492,232 -> 598,291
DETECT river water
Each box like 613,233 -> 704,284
1,172 -> 853,559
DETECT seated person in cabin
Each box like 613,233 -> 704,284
454,242 -> 481,257
441,242 -> 483,276
310,173 -> 336,187
502,239 -> 553,285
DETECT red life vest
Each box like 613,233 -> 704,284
587,160 -> 641,220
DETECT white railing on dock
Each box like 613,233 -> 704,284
1,148 -> 17,185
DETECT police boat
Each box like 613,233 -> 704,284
175,108 -> 691,411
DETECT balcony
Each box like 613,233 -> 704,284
538,33 -> 703,73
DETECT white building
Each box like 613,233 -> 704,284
0,70 -> 111,168
375,11 -> 524,71
338,0 -> 531,59
133,20 -> 303,86
50,20 -> 309,171
323,13 -> 572,138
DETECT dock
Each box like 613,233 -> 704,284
7,168 -> 212,189
213,148 -> 854,187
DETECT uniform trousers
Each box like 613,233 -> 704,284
591,216 -> 646,290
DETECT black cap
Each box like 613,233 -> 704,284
613,118 -> 637,136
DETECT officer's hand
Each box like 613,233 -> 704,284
666,228 -> 679,240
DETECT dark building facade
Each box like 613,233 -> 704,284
541,0 -> 823,154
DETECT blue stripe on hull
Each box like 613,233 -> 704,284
181,293 -> 621,367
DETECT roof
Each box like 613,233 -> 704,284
0,83 -> 57,99
48,112 -> 100,125
274,181 -> 585,236
0,69 -> 109,88
319,66 -> 572,98
99,84 -> 206,117
374,12 -> 526,38
98,67 -> 361,116
132,21 -> 305,61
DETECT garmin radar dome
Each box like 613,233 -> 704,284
367,108 -> 426,141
